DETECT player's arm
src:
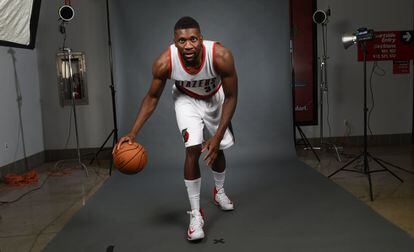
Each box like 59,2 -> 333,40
114,50 -> 170,150
202,43 -> 238,165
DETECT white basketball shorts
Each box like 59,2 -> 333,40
172,85 -> 235,149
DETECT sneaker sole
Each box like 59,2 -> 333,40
214,201 -> 234,211
187,233 -> 205,241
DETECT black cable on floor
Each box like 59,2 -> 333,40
0,174 -> 51,205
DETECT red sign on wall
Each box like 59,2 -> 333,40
358,31 -> 414,61
393,60 -> 410,74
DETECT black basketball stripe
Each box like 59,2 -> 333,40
119,148 -> 142,170
136,150 -> 144,170
114,145 -> 140,168
119,146 -> 145,171
137,145 -> 144,153
140,150 -> 147,165
115,145 -> 139,155
133,149 -> 147,173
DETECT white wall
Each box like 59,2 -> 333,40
0,47 -> 44,167
301,0 -> 413,138
36,0 -> 113,149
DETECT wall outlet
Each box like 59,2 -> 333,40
343,120 -> 352,137
4,142 -> 8,150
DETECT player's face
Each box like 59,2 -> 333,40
174,28 -> 203,65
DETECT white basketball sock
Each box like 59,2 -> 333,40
184,178 -> 201,210
212,170 -> 225,190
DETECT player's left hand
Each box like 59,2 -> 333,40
202,136 -> 221,166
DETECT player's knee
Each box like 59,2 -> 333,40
186,145 -> 202,160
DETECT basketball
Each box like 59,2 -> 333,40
113,142 -> 148,174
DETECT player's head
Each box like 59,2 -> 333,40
174,16 -> 200,31
174,16 -> 203,65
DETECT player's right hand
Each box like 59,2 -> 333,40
113,134 -> 136,154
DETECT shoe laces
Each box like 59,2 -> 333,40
216,188 -> 232,204
187,210 -> 203,229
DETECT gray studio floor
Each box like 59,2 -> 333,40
1,145 -> 414,251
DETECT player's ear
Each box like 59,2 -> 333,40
173,31 -> 178,44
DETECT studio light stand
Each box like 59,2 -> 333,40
89,0 -> 118,175
329,28 -> 410,201
312,8 -> 342,162
8,48 -> 30,172
54,4 -> 88,176
55,47 -> 89,176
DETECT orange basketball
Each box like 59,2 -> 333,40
113,142 -> 148,174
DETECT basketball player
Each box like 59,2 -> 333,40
114,16 -> 238,241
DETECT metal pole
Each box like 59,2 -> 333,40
319,59 -> 324,145
106,0 -> 118,144
363,43 -> 368,164
65,47 -> 88,176
89,0 -> 118,175
319,23 -> 329,145
315,21 -> 341,161
412,1 -> 414,143
362,42 -> 373,201
9,49 -> 29,171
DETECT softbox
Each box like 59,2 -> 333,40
0,0 -> 42,49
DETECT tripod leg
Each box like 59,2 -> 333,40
109,133 -> 116,176
328,153 -> 362,178
372,156 -> 414,175
297,127 -> 308,148
81,162 -> 89,177
297,126 -> 321,162
89,129 -> 114,165
368,154 -> 404,183
332,144 -> 342,162
366,161 -> 374,201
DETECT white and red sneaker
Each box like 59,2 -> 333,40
214,188 -> 234,211
186,209 -> 205,241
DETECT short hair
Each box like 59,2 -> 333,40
174,16 -> 200,31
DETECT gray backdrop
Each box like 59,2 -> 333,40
111,0 -> 295,167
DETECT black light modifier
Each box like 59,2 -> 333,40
59,5 -> 74,22
312,9 -> 330,24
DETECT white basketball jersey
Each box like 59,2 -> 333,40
169,40 -> 221,99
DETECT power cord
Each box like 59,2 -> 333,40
367,61 -> 386,136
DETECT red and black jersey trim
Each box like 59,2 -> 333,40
228,122 -> 235,143
182,128 -> 189,143
168,47 -> 172,79
177,44 -> 206,75
212,42 -> 219,73
175,82 -> 222,100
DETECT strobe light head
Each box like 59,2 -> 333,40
341,33 -> 357,49
313,9 -> 331,24
342,28 -> 374,49
59,5 -> 74,22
